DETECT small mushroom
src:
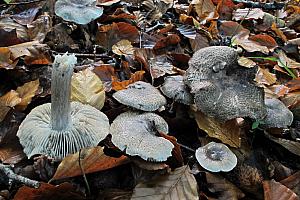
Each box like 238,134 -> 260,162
263,98 -> 293,128
17,54 -> 110,160
160,75 -> 193,105
55,0 -> 103,25
185,46 -> 266,122
110,111 -> 174,161
195,142 -> 237,172
113,81 -> 167,111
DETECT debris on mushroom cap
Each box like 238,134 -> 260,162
160,75 -> 194,105
113,81 -> 167,111
195,142 -> 237,172
55,0 -> 103,25
17,102 -> 110,159
110,111 -> 174,161
263,98 -> 293,128
185,46 -> 266,122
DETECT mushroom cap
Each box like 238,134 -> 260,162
55,0 -> 103,25
113,81 -> 167,111
160,75 -> 194,105
185,46 -> 266,122
17,102 -> 110,160
110,111 -> 174,161
195,142 -> 237,172
263,98 -> 293,128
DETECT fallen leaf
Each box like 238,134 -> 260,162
71,68 -> 105,110
153,34 -> 181,50
149,56 -> 176,79
112,70 -> 145,91
192,110 -> 241,148
280,171 -> 300,196
0,141 -> 26,164
265,132 -> 300,156
97,22 -> 139,49
27,12 -> 52,43
191,0 -> 216,21
189,33 -> 210,52
0,47 -> 16,69
285,78 -> 300,92
263,179 -> 299,200
268,84 -> 290,98
249,34 -> 278,52
271,23 -> 287,43
238,57 -> 257,68
12,7 -> 40,25
15,79 -> 40,111
131,165 -> 199,199
277,50 -> 300,69
13,182 -> 85,200
0,29 -> 23,47
255,67 -> 277,85
51,146 -> 129,181
0,17 -> 28,42
112,39 -> 134,56
177,25 -> 196,39
205,172 -> 245,199
97,0 -> 121,6
0,90 -> 21,122
233,8 -> 265,20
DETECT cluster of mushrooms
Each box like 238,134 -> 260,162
17,46 -> 294,173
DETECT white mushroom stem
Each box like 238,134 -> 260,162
51,55 -> 75,130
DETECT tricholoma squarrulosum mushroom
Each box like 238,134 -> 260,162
184,46 -> 266,122
17,54 -> 110,160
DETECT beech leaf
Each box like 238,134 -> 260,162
131,165 -> 199,199
112,39 -> 134,56
71,68 -> 106,110
263,179 -> 299,200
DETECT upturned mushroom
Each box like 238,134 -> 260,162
113,81 -> 167,111
263,98 -> 293,128
55,0 -> 103,25
110,111 -> 174,162
195,142 -> 237,172
17,54 -> 110,160
184,46 -> 266,122
160,75 -> 193,105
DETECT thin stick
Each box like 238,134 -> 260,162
78,149 -> 91,196
0,164 -> 40,188
178,143 -> 196,152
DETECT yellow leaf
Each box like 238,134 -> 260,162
112,39 -> 134,56
71,68 -> 105,110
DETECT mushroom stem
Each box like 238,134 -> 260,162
51,54 -> 75,130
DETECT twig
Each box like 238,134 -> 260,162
0,164 -> 40,188
78,149 -> 91,197
178,143 -> 196,153
232,0 -> 285,10
51,51 -> 111,59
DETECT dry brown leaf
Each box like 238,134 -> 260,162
277,50 -> 300,69
233,33 -> 270,54
281,91 -> 300,108
131,165 -> 199,200
191,0 -> 216,21
71,68 -> 105,110
205,172 -> 245,200
238,57 -> 257,68
0,141 -> 26,164
149,56 -> 176,79
14,182 -> 85,200
51,146 -> 129,181
0,47 -> 16,69
255,67 -> 277,85
263,179 -> 299,200
192,109 -> 241,148
15,79 -> 40,111
153,34 -> 181,50
8,41 -> 49,61
112,70 -> 145,91
280,171 -> 300,196
271,23 -> 287,42
249,34 -> 278,52
268,84 -> 290,98
112,39 -> 134,56
285,78 -> 300,92
0,91 -> 21,122
0,17 -> 29,41
189,33 -> 210,52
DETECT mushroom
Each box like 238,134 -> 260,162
185,46 -> 266,122
263,98 -> 293,128
55,0 -> 103,25
195,142 -> 237,172
160,75 -> 193,105
17,54 -> 110,160
110,111 -> 174,161
113,81 -> 167,111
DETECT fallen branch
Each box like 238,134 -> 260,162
0,164 -> 40,188
233,0 -> 285,10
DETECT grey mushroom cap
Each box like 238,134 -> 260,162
113,81 -> 167,111
195,142 -> 237,172
17,102 -> 110,160
263,98 -> 293,128
160,75 -> 194,105
55,0 -> 103,25
185,46 -> 266,122
110,111 -> 174,162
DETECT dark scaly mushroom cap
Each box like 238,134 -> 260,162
263,98 -> 293,128
113,81 -> 167,111
110,111 -> 174,161
55,0 -> 103,25
185,46 -> 266,122
196,142 -> 237,172
160,75 -> 193,105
